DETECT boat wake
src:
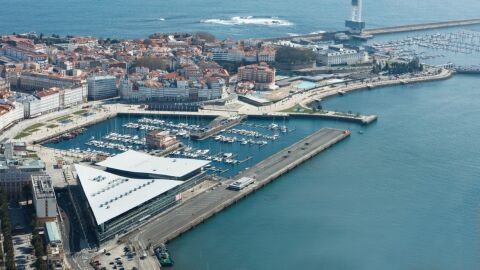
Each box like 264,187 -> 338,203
201,16 -> 293,26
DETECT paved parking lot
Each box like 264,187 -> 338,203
12,234 -> 36,270
95,243 -> 155,270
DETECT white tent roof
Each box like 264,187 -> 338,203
97,150 -> 210,178
75,164 -> 182,225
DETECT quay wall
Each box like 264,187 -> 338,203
260,18 -> 480,42
364,18 -> 480,35
32,112 -> 117,144
154,128 -> 350,245
313,69 -> 454,102
287,112 -> 378,125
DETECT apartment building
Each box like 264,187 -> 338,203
316,45 -> 368,66
16,72 -> 82,91
87,75 -> 117,100
0,102 -> 24,131
22,88 -> 60,118
32,174 -> 58,224
237,63 -> 276,90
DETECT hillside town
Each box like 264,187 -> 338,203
0,31 -> 379,133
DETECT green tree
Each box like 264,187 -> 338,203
0,190 -> 15,270
194,32 -> 216,43
275,46 -> 315,64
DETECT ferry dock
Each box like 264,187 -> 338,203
121,128 -> 350,253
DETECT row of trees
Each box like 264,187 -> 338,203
372,58 -> 424,75
32,33 -> 69,45
0,190 -> 15,270
275,46 -> 316,65
31,231 -> 47,270
132,56 -> 173,71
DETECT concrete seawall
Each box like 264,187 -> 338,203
364,18 -> 480,35
313,70 -> 454,102
288,111 -> 378,125
260,18 -> 480,41
125,128 -> 351,249
32,112 -> 117,144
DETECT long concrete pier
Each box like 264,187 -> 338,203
260,18 -> 480,41
363,18 -> 480,35
120,128 -> 350,252
288,111 -> 378,125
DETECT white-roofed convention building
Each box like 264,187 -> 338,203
75,151 -> 210,244
97,150 -> 210,180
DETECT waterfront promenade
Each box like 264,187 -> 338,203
238,68 -> 453,115
0,103 -> 92,142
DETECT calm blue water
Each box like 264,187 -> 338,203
1,0 -> 480,39
167,75 -> 480,270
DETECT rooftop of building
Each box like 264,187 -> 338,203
239,62 -> 274,71
36,88 -> 59,98
45,222 -> 62,243
87,74 -> 116,80
32,174 -> 55,199
96,150 -> 210,179
75,164 -> 183,225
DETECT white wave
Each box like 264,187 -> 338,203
201,16 -> 293,26
158,18 -> 166,21
309,30 -> 326,35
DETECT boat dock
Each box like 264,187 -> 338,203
190,115 -> 246,140
288,111 -> 378,125
123,128 -> 351,251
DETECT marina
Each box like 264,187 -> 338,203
43,114 -> 331,177
371,30 -> 480,64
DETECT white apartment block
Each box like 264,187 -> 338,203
24,89 -> 60,118
60,85 -> 86,108
32,174 -> 58,222
0,102 -> 24,131
317,47 -> 368,66
120,78 -> 224,102
18,72 -> 82,91
211,47 -> 275,63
